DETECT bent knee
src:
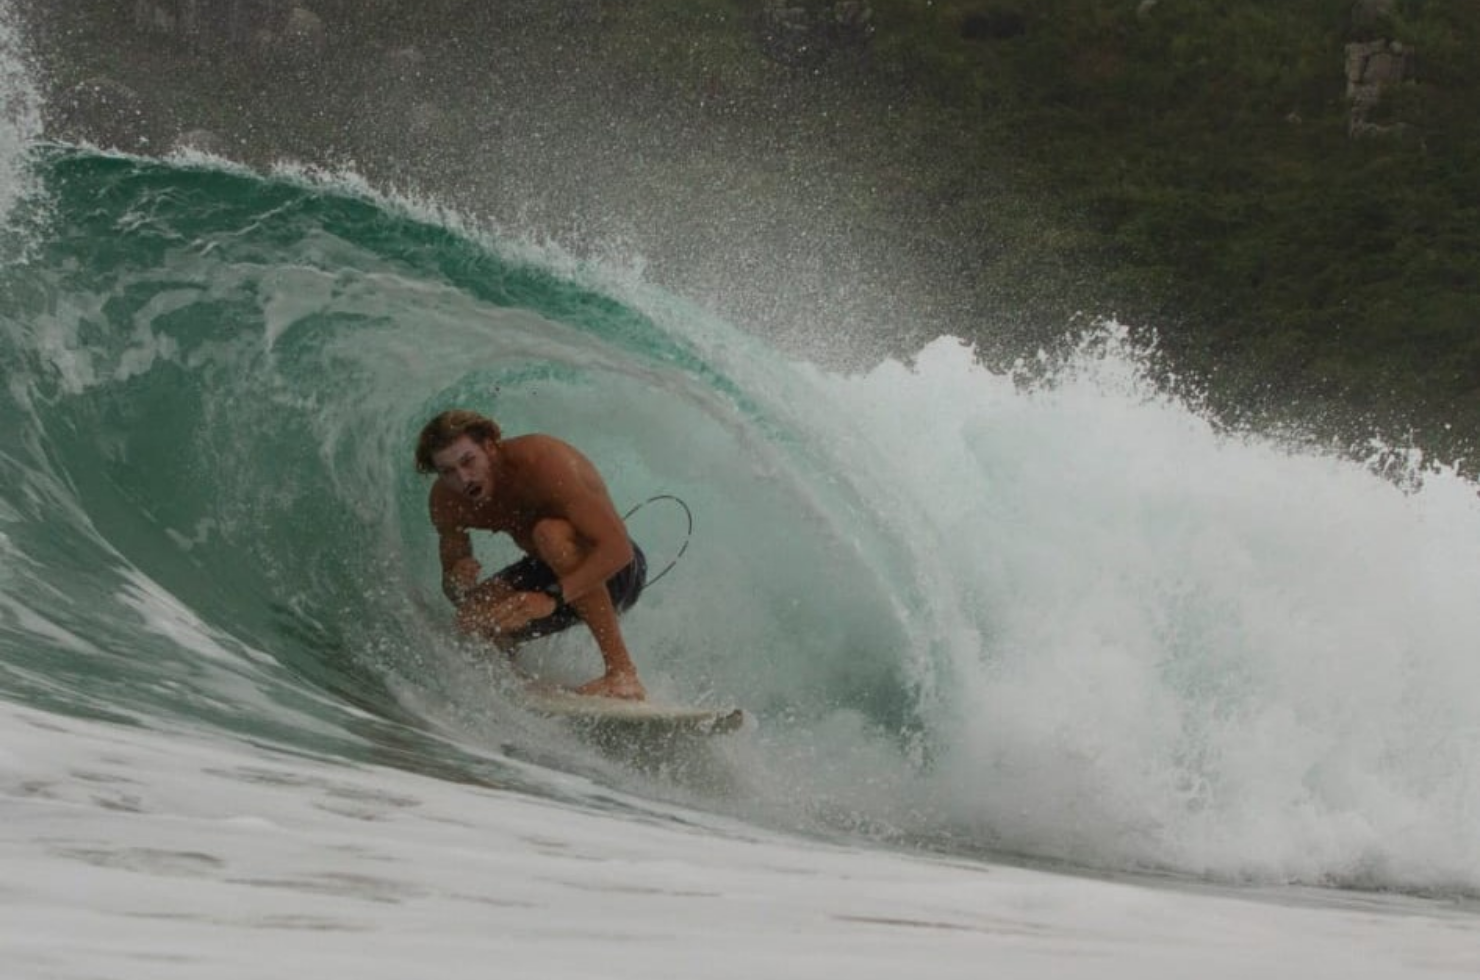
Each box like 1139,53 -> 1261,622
531,518 -> 581,564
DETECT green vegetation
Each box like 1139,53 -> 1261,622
600,0 -> 1480,462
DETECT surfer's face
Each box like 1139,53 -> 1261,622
431,435 -> 497,502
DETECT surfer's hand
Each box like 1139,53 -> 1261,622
455,590 -> 557,638
519,591 -> 558,620
444,557 -> 482,604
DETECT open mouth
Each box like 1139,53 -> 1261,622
465,482 -> 483,499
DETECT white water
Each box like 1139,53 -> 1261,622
6,703 -> 1480,980
820,333 -> 1480,888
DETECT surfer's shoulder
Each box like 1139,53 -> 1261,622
503,432 -> 570,456
504,433 -> 586,474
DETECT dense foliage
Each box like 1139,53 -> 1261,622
606,0 -> 1480,459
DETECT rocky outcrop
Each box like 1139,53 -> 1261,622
1345,38 -> 1412,137
1343,0 -> 1412,138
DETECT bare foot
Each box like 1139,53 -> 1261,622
576,671 -> 647,701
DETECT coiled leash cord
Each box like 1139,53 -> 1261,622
621,494 -> 693,589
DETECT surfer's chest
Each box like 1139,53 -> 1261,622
458,501 -> 543,546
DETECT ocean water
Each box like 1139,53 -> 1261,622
4,10 -> 1480,979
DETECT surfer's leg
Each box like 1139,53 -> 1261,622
530,518 -> 646,700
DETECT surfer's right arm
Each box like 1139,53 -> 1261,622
439,531 -> 480,604
431,491 -> 481,604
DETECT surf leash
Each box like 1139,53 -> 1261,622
621,493 -> 692,589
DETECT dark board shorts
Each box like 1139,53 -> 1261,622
490,541 -> 646,645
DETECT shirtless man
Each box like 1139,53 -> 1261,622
415,409 -> 647,700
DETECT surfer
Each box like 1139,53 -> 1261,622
414,409 -> 648,701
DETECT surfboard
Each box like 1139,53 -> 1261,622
520,687 -> 746,737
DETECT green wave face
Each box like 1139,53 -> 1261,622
0,150 -> 917,766
10,150 -> 1480,895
